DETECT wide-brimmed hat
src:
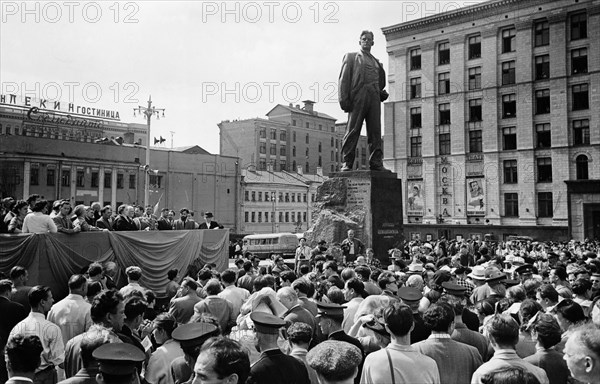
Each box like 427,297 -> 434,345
406,263 -> 424,274
468,266 -> 486,281
485,268 -> 506,282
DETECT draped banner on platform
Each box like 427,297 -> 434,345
0,229 -> 229,300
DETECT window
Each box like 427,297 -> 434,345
503,127 -> 517,150
535,55 -> 550,80
534,20 -> 549,46
410,77 -> 421,99
438,42 -> 450,65
331,137 -> 334,147
438,73 -> 450,95
502,94 -> 516,118
245,191 -> 249,201
305,163 -> 309,173
538,192 -> 553,218
537,157 -> 552,182
469,99 -> 482,122
149,175 -> 162,188
251,191 -> 256,202
535,89 -> 550,115
318,156 -> 322,167
30,166 -> 39,186
502,28 -> 516,53
293,131 -> 296,142
265,212 -> 269,222
571,13 -> 587,40
303,194 -> 307,203
305,148 -> 309,156
536,123 -> 551,148
504,160 -> 518,183
270,129 -> 276,140
279,212 -> 283,223
251,212 -> 255,223
576,155 -> 589,180
318,142 -> 322,153
129,174 -> 136,189
293,160 -> 297,171
469,130 -> 482,153
259,128 -> 266,138
258,192 -> 263,202
573,119 -> 590,145
280,131 -> 286,141
501,61 -> 516,85
292,146 -> 296,156
280,145 -> 286,156
410,130 -> 422,157
318,125 -> 322,131
305,134 -> 309,144
572,84 -> 589,110
439,132 -> 450,155
62,169 -> 71,187
91,172 -> 99,188
116,173 -> 123,189
244,212 -> 249,223
468,67 -> 481,90
291,193 -> 295,203
410,107 -> 422,128
259,159 -> 266,170
285,212 -> 289,223
571,48 -> 588,74
258,212 -> 262,223
76,170 -> 85,188
47,169 -> 55,186
259,143 -> 266,154
468,35 -> 481,59
504,193 -> 519,217
292,120 -> 296,127
438,103 -> 451,125
410,48 -> 421,70
270,145 -> 276,155
303,212 -> 307,222
278,192 -> 283,202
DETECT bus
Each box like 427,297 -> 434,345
242,233 -> 299,260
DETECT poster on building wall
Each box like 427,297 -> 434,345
466,178 -> 485,216
406,180 -> 424,216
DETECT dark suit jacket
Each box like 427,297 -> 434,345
0,297 -> 28,383
198,221 -> 223,229
174,219 -> 196,230
112,215 -> 138,231
328,330 -> 364,384
341,238 -> 365,258
95,217 -> 113,230
283,305 -> 316,333
248,349 -> 310,384
338,50 -> 386,113
157,217 -> 173,230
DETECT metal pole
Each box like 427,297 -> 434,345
144,97 -> 152,208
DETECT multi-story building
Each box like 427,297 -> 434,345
240,164 -> 325,234
382,0 -> 599,241
0,97 -> 240,230
219,101 -> 371,176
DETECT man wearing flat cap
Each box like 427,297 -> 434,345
93,343 -> 145,384
198,212 -> 223,230
306,340 -> 362,384
247,312 -> 310,384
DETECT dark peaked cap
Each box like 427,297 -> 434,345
172,322 -> 219,348
250,312 -> 286,334
441,282 -> 468,297
316,302 -> 346,318
92,343 -> 145,375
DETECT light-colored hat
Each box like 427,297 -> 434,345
468,266 -> 486,281
407,263 -> 424,274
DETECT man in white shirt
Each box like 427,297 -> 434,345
47,274 -> 92,344
22,200 -> 57,234
217,269 -> 249,318
342,278 -> 365,333
9,285 -> 64,383
119,266 -> 146,298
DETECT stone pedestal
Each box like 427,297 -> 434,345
306,170 -> 403,265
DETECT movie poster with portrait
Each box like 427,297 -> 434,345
406,180 -> 424,216
466,178 -> 485,216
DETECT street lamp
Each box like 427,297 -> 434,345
133,96 -> 165,207
271,191 -> 276,233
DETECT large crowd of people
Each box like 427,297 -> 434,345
0,195 -> 223,234
2,195 -> 600,384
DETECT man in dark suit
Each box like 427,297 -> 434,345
277,287 -> 316,335
174,208 -> 196,230
59,335 -> 107,384
340,230 -> 364,264
0,280 -> 28,383
316,302 -> 364,384
338,30 -> 389,172
5,334 -> 44,384
248,312 -> 310,384
156,208 -> 173,230
95,205 -> 114,231
112,204 -> 137,231
198,212 -> 223,229
168,278 -> 201,324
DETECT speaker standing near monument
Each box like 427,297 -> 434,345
338,30 -> 389,172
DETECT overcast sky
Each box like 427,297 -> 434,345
1,1 -> 483,154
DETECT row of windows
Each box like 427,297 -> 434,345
408,13 -> 587,69
409,118 -> 590,157
502,155 -> 589,184
291,120 -> 335,132
260,134 -> 342,149
244,211 -> 308,223
244,191 -> 315,203
503,192 -> 554,218
409,85 -> 589,127
29,168 -> 141,189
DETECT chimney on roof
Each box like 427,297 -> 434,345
302,100 -> 315,114
316,166 -> 323,177
297,165 -> 303,175
296,104 -> 300,109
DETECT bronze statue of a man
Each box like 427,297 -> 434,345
338,30 -> 389,172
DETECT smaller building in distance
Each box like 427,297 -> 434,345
240,164 -> 326,234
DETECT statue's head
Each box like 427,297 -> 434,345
359,30 -> 374,50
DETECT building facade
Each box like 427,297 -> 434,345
382,0 -> 600,241
0,98 -> 240,230
240,165 -> 325,234
219,101 -> 370,176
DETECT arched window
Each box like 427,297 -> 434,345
576,154 -> 589,180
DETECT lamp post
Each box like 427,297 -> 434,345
134,96 -> 165,207
271,191 -> 276,233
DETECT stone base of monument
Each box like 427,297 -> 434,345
305,170 -> 403,266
